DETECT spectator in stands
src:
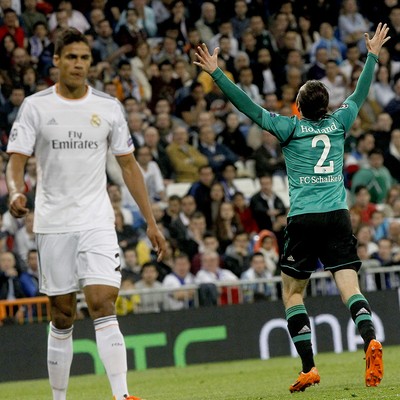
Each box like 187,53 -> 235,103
214,201 -> 243,252
169,193 -> 196,244
127,111 -> 146,149
252,48 -> 277,96
112,60 -> 142,103
371,112 -> 393,153
253,229 -> 279,276
384,76 -> 400,128
115,208 -> 141,252
217,112 -> 252,163
9,47 -> 32,86
351,148 -> 393,204
232,191 -> 258,235
0,251 -> 26,307
191,232 -> 223,275
230,0 -> 250,41
320,59 -> 347,112
0,85 -> 25,138
135,145 -> 166,202
188,164 -> 215,221
306,46 -> 328,81
48,0 -> 90,34
249,174 -> 287,231
235,66 -> 264,118
372,65 -> 395,109
166,125 -> 208,183
0,32 -> 16,71
338,0 -> 370,54
340,43 -> 365,82
297,14 -> 319,63
143,125 -> 173,180
127,0 -> 157,38
345,132 -> 376,186
209,19 -> 238,58
153,34 -> 183,65
351,185 -> 377,223
309,22 -> 347,65
198,124 -> 239,178
223,231 -> 251,278
177,211 -> 207,260
0,8 -> 25,48
253,130 -> 286,178
134,262 -> 163,314
195,2 -> 219,46
385,6 -> 400,61
158,0 -> 190,48
93,19 -> 128,68
196,249 -> 239,305
218,161 -> 239,201
371,209 -> 390,242
149,59 -> 182,112
241,252 -> 273,302
114,5 -> 147,59
14,209 -> 36,262
384,129 -> 400,183
22,0 -> 48,37
371,238 -> 400,289
107,183 -> 133,227
356,224 -> 379,256
121,246 -> 142,286
175,80 -> 210,128
19,248 -> 40,297
162,252 -> 195,310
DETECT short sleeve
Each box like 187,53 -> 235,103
109,100 -> 134,155
6,99 -> 38,156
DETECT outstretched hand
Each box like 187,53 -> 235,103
365,22 -> 390,56
193,43 -> 219,74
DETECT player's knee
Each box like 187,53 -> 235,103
51,308 -> 75,329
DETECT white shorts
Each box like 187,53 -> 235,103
36,227 -> 122,296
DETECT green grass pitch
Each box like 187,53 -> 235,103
1,345 -> 398,399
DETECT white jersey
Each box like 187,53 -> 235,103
7,85 -> 134,233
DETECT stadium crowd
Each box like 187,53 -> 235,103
1,0 -> 400,318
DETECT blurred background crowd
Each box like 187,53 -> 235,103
1,0 -> 400,316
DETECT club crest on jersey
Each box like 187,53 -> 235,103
90,114 -> 101,127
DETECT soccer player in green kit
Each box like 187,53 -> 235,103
194,22 -> 390,392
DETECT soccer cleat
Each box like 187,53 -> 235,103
365,339 -> 383,387
112,396 -> 143,400
289,367 -> 320,393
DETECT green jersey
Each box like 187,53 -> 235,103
211,53 -> 378,217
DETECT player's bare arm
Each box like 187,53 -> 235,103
116,153 -> 166,261
6,153 -> 30,218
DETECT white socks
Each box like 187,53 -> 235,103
47,322 -> 73,400
94,315 -> 129,400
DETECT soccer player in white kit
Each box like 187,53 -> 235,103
6,28 -> 165,400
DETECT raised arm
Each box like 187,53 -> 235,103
193,43 -> 265,127
348,23 -> 390,108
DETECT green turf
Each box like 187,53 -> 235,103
1,345 -> 397,400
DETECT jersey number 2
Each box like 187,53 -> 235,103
312,134 -> 334,174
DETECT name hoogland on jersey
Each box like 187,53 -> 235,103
7,85 -> 134,233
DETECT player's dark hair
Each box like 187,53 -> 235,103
54,27 -> 89,56
296,80 -> 329,120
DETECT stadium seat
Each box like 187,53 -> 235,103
233,178 -> 258,199
166,182 -> 191,198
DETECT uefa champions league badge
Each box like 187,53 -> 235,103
9,127 -> 18,141
90,114 -> 101,127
